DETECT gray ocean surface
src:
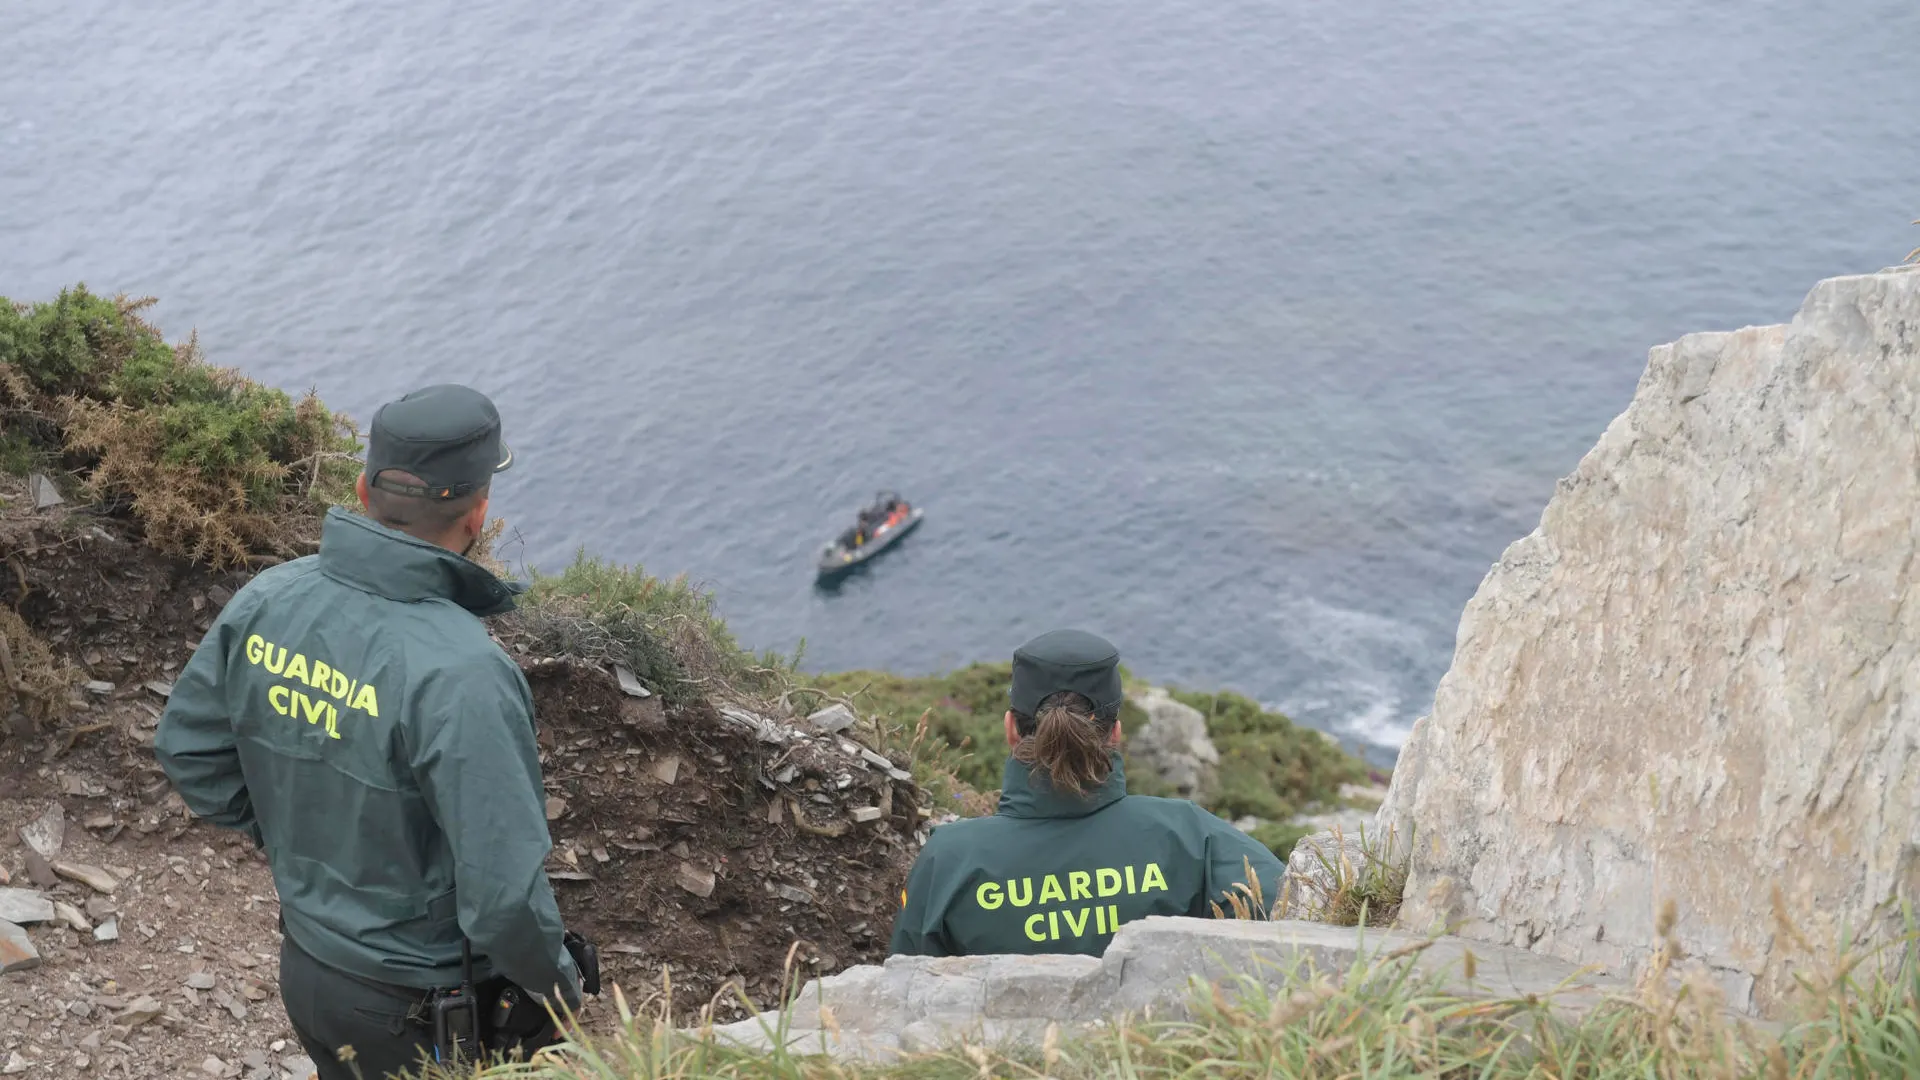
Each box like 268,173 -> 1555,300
6,1 -> 1918,764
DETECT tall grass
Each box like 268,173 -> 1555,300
413,903 -> 1920,1080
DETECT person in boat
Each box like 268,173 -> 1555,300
889,629 -> 1285,957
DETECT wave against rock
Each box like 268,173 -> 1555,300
1378,264 -> 1920,1016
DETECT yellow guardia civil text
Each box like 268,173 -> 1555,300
244,635 -> 381,740
974,863 -> 1169,943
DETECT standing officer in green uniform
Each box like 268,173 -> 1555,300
890,629 -> 1286,957
156,384 -> 588,1079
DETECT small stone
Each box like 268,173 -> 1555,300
74,1054 -> 91,1070
0,919 -> 40,973
612,663 -> 651,698
0,888 -> 54,925
28,472 -> 63,510
94,916 -> 119,942
1,1051 -> 26,1075
80,1032 -> 101,1049
213,989 -> 246,1021
83,680 -> 115,695
243,1050 -> 268,1070
85,896 -> 115,921
806,704 -> 858,734
52,861 -> 118,894
119,995 -> 164,1027
144,680 -> 175,699
283,1054 -> 316,1080
270,1041 -> 286,1053
19,803 -> 65,861
53,900 -> 92,933
850,806 -> 884,823
650,754 -> 680,784
675,861 -> 716,898
590,847 -> 610,864
22,851 -> 56,890
858,748 -> 893,772
544,796 -> 568,821
185,971 -> 216,990
68,1000 -> 91,1018
202,1055 -> 227,1076
83,812 -> 115,831
242,980 -> 269,1001
207,585 -> 234,609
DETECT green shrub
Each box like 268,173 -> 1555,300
0,286 -> 360,564
1246,821 -> 1313,862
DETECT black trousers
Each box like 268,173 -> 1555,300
279,935 -> 443,1080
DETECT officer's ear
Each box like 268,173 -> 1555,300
1004,710 -> 1020,748
463,495 -> 490,540
355,472 -> 371,510
1106,718 -> 1124,747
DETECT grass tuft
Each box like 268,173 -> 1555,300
1287,825 -> 1412,928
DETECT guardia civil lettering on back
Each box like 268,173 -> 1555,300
890,629 -> 1286,957
156,385 -> 588,1079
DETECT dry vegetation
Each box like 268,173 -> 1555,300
1,286 -> 360,565
419,893 -> 1920,1080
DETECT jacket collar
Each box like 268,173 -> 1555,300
316,507 -> 521,617
996,752 -> 1128,819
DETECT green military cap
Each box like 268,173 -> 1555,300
365,384 -> 514,500
1010,628 -> 1123,717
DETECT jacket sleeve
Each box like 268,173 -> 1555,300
154,618 -> 261,845
409,657 -> 582,1010
1198,811 -> 1289,919
888,840 -> 953,957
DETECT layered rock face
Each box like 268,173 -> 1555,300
1378,265 -> 1920,1016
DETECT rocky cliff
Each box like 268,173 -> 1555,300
1378,264 -> 1920,1016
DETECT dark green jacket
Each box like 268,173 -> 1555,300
890,755 -> 1286,957
155,508 -> 581,1007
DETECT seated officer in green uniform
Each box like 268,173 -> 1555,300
155,384 -> 586,1079
890,629 -> 1286,957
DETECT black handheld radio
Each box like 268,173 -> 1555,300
430,941 -> 481,1063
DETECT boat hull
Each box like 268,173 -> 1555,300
815,509 -> 923,581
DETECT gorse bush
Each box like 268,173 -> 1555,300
0,286 -> 359,565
